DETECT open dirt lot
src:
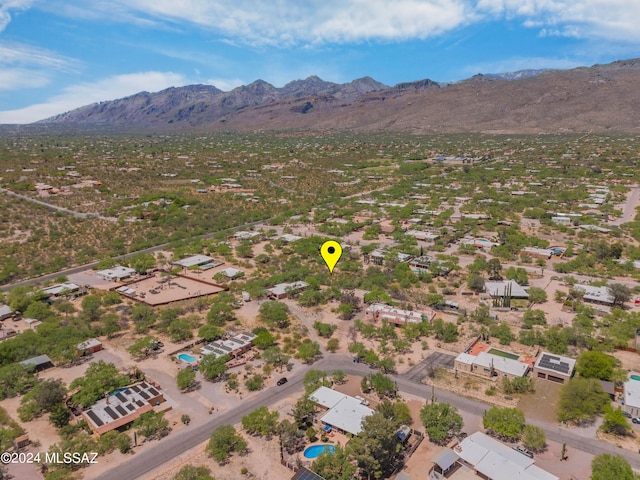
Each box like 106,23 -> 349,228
121,273 -> 226,306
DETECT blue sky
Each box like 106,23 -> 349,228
1,0 -> 639,123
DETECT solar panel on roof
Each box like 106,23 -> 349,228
126,403 -> 135,411
139,390 -> 149,400
115,393 -> 127,403
136,400 -> 144,407
292,468 -> 327,480
115,405 -> 127,416
140,382 -> 149,389
104,406 -> 119,420
130,385 -> 140,392
148,387 -> 159,396
86,410 -> 104,427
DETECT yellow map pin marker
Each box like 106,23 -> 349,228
320,240 -> 342,274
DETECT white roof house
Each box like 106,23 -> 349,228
320,396 -> 374,436
172,255 -> 215,268
0,304 -> 13,320
573,284 -> 615,305
474,352 -> 529,378
40,283 -> 80,296
309,386 -> 348,409
485,280 -> 529,299
266,281 -> 309,298
309,386 -> 374,435
624,378 -> 640,410
455,432 -> 558,480
454,352 -> 476,366
217,268 -> 244,279
96,265 -> 136,281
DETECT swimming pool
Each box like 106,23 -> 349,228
303,444 -> 335,459
178,353 -> 197,363
487,348 -> 519,360
631,375 -> 640,381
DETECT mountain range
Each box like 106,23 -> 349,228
38,59 -> 640,134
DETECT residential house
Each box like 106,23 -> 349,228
266,281 -> 309,299
484,280 -> 529,300
308,386 -> 374,435
0,304 -> 13,321
454,351 -> 529,380
520,247 -> 552,260
365,303 -> 436,325
82,381 -> 168,436
436,432 -> 559,480
623,377 -> 640,417
201,332 -> 256,359
96,266 -> 136,281
573,284 -> 615,306
532,352 -> 576,384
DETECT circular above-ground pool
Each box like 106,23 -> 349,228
631,375 -> 640,381
178,353 -> 197,363
303,444 -> 335,459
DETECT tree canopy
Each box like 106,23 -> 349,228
482,407 -> 525,442
420,402 -> 463,445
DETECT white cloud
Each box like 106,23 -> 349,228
0,42 -> 78,71
0,68 -> 49,90
0,0 -> 33,32
58,0 -> 475,45
0,71 -> 187,124
476,0 -> 640,43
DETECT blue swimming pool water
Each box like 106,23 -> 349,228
631,375 -> 640,381
178,353 -> 197,363
303,444 -> 335,459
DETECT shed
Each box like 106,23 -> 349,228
19,354 -> 54,372
78,338 -> 103,355
0,304 -> 13,321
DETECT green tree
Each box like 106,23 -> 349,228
129,253 -> 156,274
313,321 -> 337,338
278,419 -> 305,454
241,406 -> 279,437
292,396 -> 316,428
198,324 -> 223,342
253,330 -> 275,349
557,378 -> 609,424
609,284 -> 631,308
177,368 -> 196,391
486,258 -> 503,280
311,444 -> 356,480
262,347 -> 290,371
296,341 -> 320,363
591,454 -> 639,480
348,413 -> 401,479
133,410 -> 170,440
245,374 -> 264,391
576,351 -> 618,381
327,338 -> 340,352
70,361 -> 130,408
420,402 -> 463,445
259,300 -> 289,328
482,407 -> 525,442
127,336 -> 160,359
173,465 -> 216,480
523,309 -> 547,328
200,354 -> 230,381
206,425 -> 247,464
601,406 -> 632,437
81,295 -> 102,321
467,273 -> 485,293
527,287 -> 548,304
364,372 -> 397,398
521,424 -> 546,452
49,403 -> 71,428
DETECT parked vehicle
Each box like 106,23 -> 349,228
513,446 -> 534,458
622,411 -> 632,418
632,417 -> 640,424
277,377 -> 288,386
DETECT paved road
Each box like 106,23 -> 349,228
93,355 -> 640,480
611,185 -> 640,226
0,187 -> 112,220
0,219 -> 270,292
